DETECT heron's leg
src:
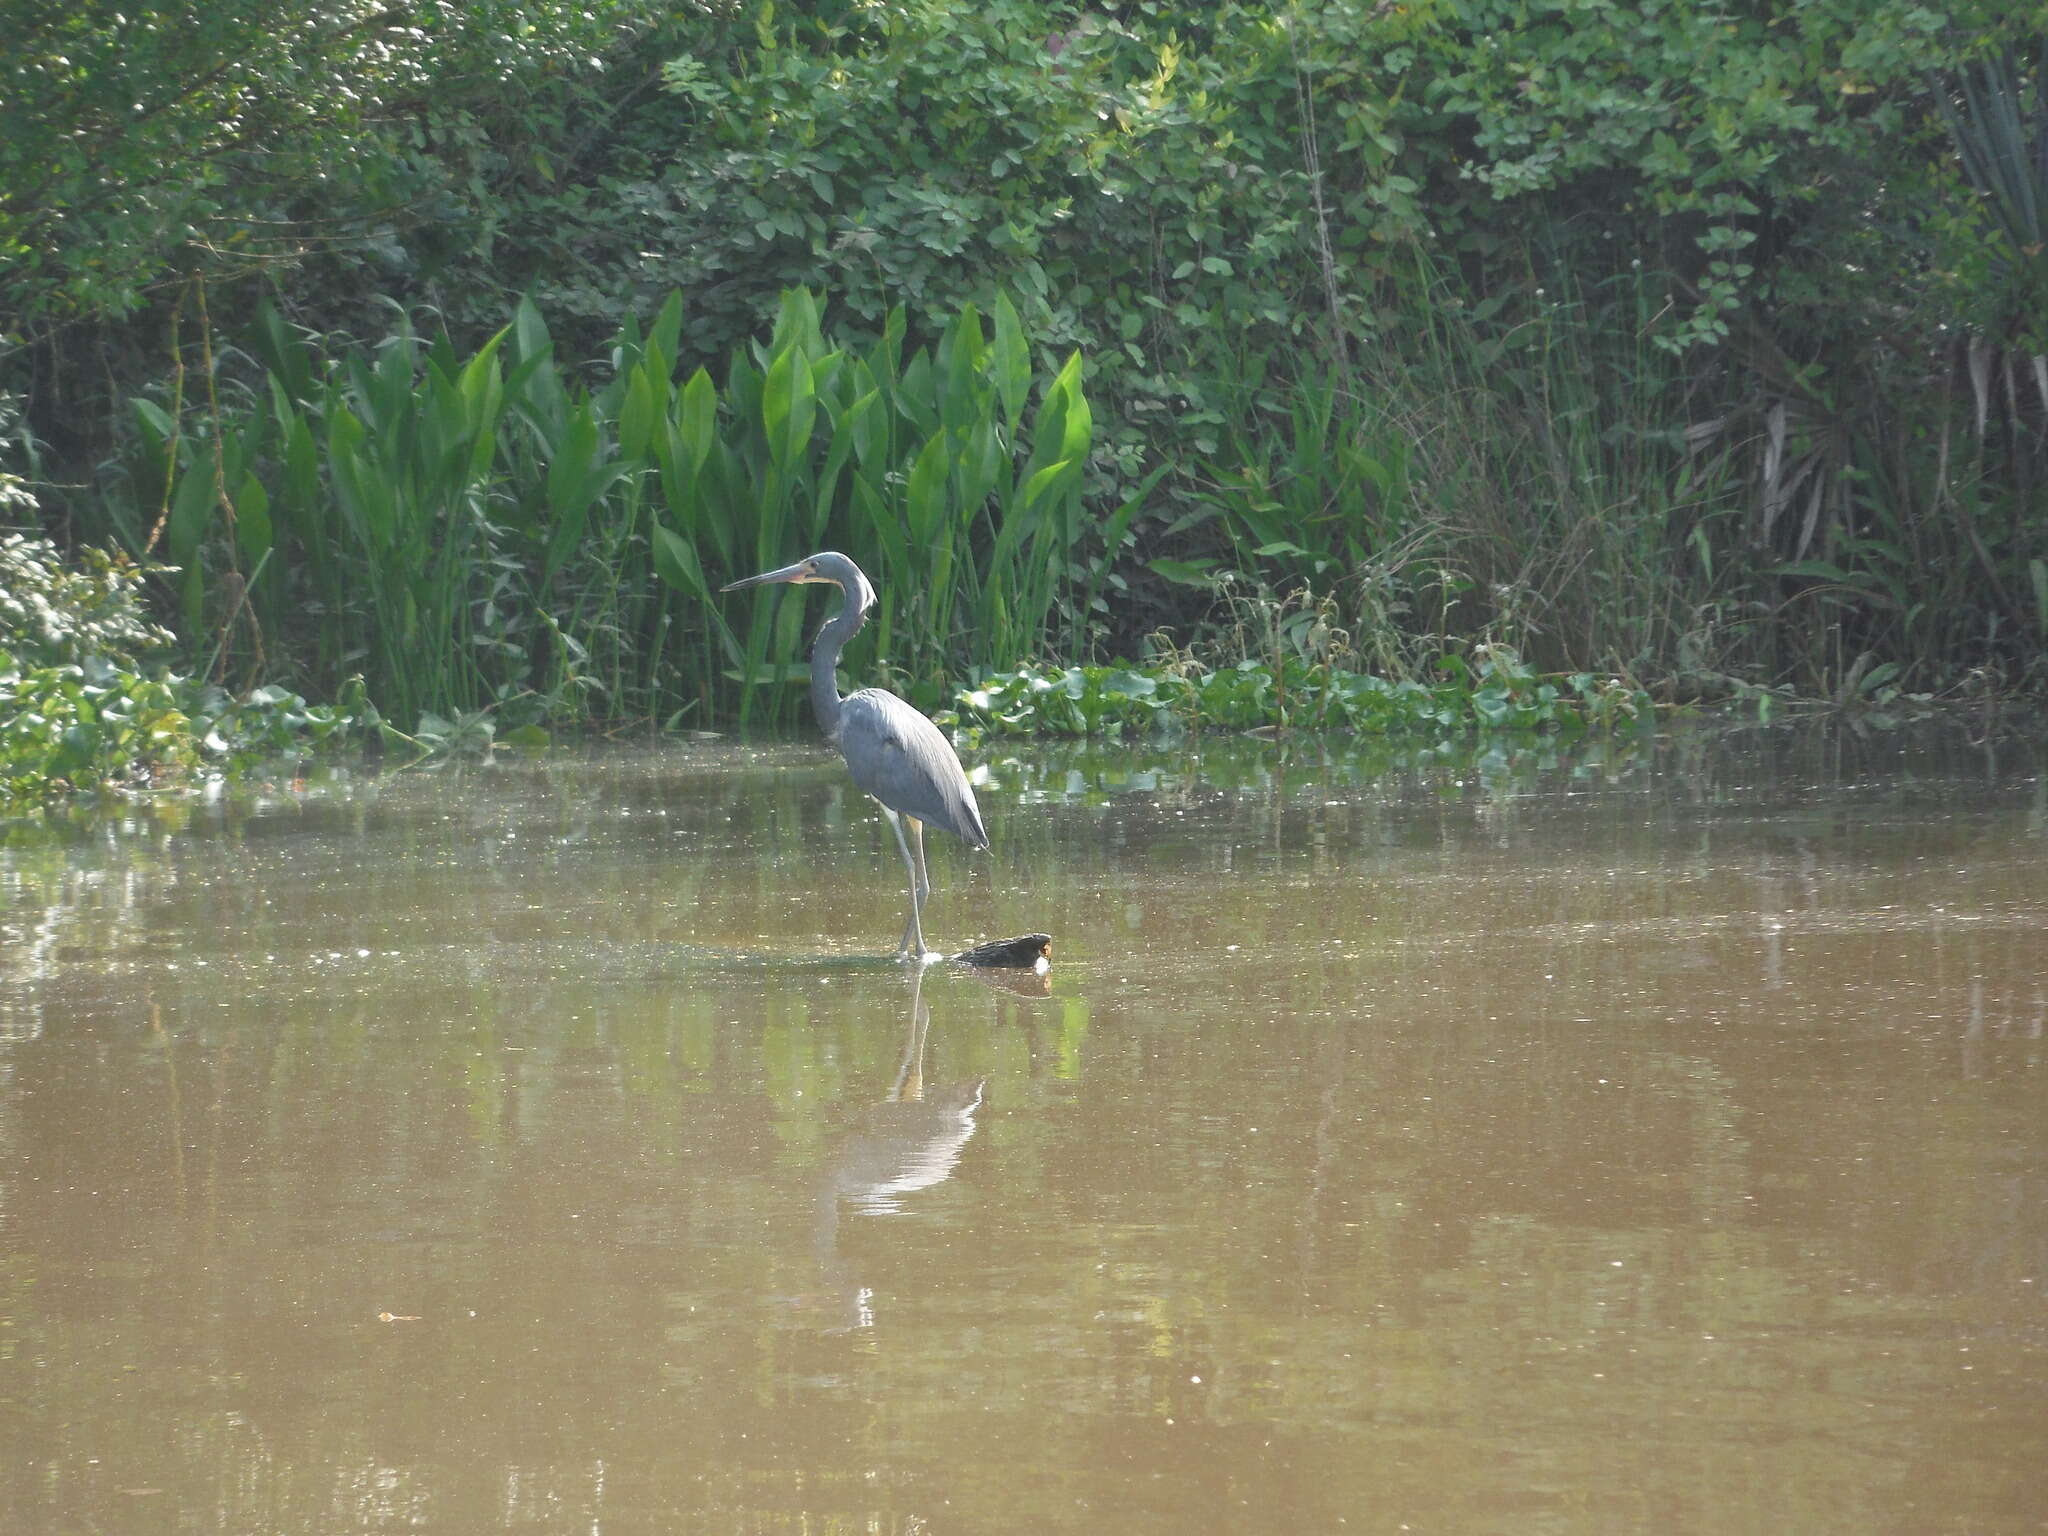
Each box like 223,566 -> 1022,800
904,816 -> 931,904
909,819 -> 937,950
904,816 -> 932,956
879,806 -> 927,960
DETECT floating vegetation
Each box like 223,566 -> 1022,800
946,647 -> 1651,741
0,533 -> 359,808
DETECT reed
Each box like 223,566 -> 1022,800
1189,252 -> 1753,690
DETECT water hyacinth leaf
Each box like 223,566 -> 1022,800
808,351 -> 846,402
1025,377 -> 1069,485
251,300 -> 315,403
77,283 -> 1113,744
545,462 -> 627,586
760,346 -> 793,462
815,403 -> 864,528
271,387 -> 319,516
653,422 -> 699,533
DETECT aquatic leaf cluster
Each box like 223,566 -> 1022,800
107,288 -> 1095,735
948,648 -> 1648,741
641,288 -> 1099,727
0,657 -> 358,808
0,534 -> 357,807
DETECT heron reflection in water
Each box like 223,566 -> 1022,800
722,551 -> 986,962
812,967 -> 989,1330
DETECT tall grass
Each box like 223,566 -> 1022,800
106,288 -> 1104,732
1189,239 -> 2047,701
1189,254 -> 1755,690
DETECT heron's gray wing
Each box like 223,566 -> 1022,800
837,690 -> 988,849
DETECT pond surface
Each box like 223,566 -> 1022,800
2,725 -> 2045,1534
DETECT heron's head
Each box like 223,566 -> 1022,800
722,552 -> 876,615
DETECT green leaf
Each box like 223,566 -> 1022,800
678,368 -> 716,473
235,475 -> 272,565
1051,350 -> 1092,465
651,521 -> 705,596
760,344 -> 817,469
620,364 -> 658,463
646,290 -> 685,374
1148,558 -> 1219,587
1020,459 -> 1074,511
992,291 -> 1031,434
1771,559 -> 1851,581
165,460 -> 214,569
132,398 -> 177,446
905,431 -> 950,541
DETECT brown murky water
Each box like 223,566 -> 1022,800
2,726 -> 2045,1534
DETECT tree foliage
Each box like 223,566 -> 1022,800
0,0 -> 655,344
7,0 -> 2047,720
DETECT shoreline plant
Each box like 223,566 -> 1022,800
0,530 -> 358,807
5,0 -> 2044,774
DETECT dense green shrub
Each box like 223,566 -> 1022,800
0,0 -> 658,340
0,532 -> 172,669
0,531 -> 355,805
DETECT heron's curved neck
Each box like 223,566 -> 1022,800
810,582 -> 870,741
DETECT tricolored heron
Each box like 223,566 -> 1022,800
721,551 -> 987,961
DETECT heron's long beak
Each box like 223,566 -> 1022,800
720,560 -> 818,592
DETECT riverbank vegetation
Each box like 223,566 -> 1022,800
4,1 -> 2044,796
